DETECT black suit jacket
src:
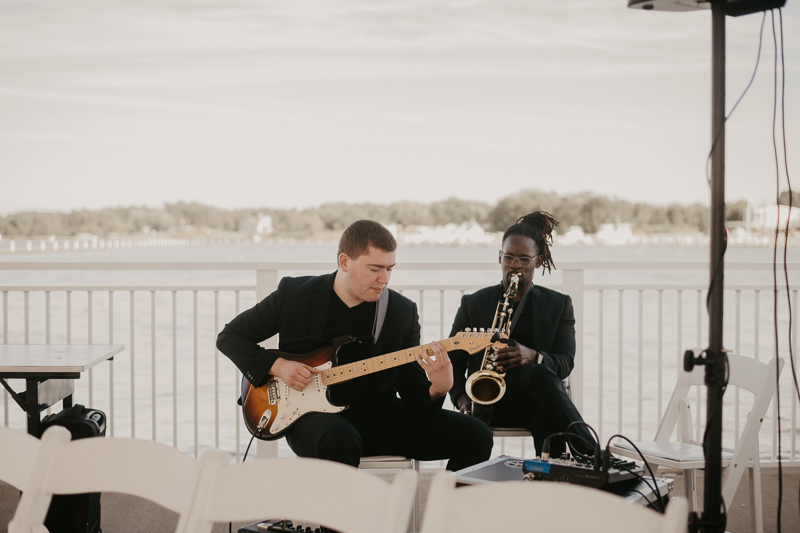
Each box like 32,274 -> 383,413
217,272 -> 440,411
447,283 -> 576,405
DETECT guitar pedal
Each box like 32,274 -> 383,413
238,520 -> 322,533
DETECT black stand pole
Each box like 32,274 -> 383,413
702,0 -> 727,531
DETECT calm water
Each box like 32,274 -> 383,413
2,242 -> 798,460
3,241 -> 799,286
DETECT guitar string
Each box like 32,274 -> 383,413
320,336 -> 488,385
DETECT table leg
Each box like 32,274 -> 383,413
26,378 -> 41,438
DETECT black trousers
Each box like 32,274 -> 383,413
286,404 -> 493,472
489,364 -> 596,457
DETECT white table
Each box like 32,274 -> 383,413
0,344 -> 124,436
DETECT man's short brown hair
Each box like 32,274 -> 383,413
338,220 -> 397,259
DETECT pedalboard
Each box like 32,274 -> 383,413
238,520 -> 322,533
522,454 -> 643,490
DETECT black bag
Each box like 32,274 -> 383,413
40,404 -> 106,533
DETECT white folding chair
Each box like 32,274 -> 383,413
610,354 -> 784,533
9,426 -> 229,533
185,456 -> 418,533
421,472 -> 688,533
0,427 -> 49,492
358,455 -> 421,532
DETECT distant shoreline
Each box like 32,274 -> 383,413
1,229 -> 798,255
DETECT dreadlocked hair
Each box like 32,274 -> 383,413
502,211 -> 559,275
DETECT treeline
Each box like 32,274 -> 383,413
0,189 -> 770,239
0,204 -> 250,238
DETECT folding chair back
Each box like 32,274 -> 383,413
655,354 -> 780,444
0,427 -> 47,490
420,472 -> 688,533
186,457 -> 418,533
9,426 -> 229,533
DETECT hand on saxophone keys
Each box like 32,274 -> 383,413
493,342 -> 540,372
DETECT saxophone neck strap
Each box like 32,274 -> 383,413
508,283 -> 532,335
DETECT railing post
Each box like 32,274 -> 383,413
562,268 -> 584,412
256,268 -> 279,460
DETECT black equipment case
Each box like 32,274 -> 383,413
40,404 -> 106,533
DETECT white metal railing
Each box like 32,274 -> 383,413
1,261 -> 798,466
0,237 -> 252,253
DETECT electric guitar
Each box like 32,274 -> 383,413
240,330 -> 509,440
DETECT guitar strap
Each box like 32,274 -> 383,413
372,288 -> 389,344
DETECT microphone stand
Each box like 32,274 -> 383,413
630,1 -> 785,530
684,1 -> 727,531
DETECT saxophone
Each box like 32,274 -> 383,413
465,273 -> 519,424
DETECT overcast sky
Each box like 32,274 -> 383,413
0,0 -> 797,216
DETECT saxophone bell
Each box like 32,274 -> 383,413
465,370 -> 507,405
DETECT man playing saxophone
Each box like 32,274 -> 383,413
448,211 -> 596,458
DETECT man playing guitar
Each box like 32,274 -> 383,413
217,220 -> 492,471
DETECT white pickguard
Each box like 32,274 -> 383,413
269,360 -> 345,435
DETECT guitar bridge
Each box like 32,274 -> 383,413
267,381 -> 279,405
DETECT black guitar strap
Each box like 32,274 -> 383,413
372,288 -> 390,344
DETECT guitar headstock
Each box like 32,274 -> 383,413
448,328 -> 510,354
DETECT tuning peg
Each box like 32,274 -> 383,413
479,328 -> 485,333
465,328 -> 471,332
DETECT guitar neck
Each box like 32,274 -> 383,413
321,338 -> 458,386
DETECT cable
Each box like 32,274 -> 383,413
704,11 -> 767,331
700,352 -> 730,454
537,429 -> 666,513
566,420 -> 600,445
604,434 -> 666,515
704,11 -> 767,188
610,467 -> 663,511
565,421 -> 601,466
767,8 -> 790,532
540,432 -> 596,461
697,353 -> 729,530
627,489 -> 663,510
778,9 -> 797,407
243,432 -> 258,462
538,428 -> 667,513
774,10 -> 799,529
230,431 -> 260,533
